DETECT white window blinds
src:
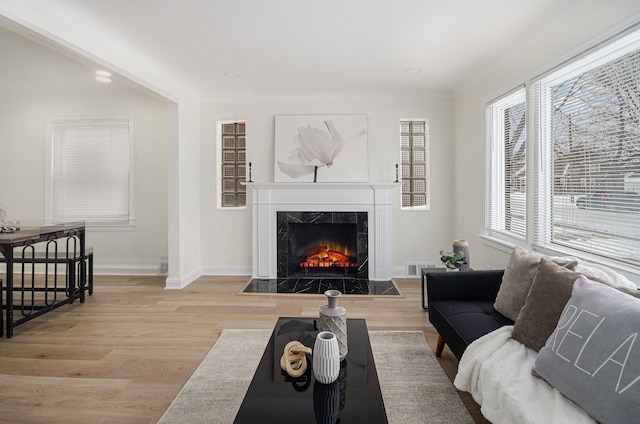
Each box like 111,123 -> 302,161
487,88 -> 527,239
535,29 -> 640,266
49,118 -> 133,224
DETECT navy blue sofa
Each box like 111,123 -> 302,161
427,270 -> 513,360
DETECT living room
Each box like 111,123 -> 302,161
1,1 -> 639,423
1,1 -> 639,285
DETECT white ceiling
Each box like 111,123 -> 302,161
0,25 -> 150,102
0,0 -> 595,102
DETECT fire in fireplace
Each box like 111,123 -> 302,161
288,222 -> 359,277
299,241 -> 358,269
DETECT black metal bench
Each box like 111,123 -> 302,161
0,246 -> 94,322
4,246 -> 94,295
0,223 -> 89,337
0,247 -> 93,334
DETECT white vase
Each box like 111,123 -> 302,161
313,331 -> 340,384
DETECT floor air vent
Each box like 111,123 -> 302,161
406,262 -> 436,277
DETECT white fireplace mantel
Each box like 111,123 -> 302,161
246,182 -> 399,281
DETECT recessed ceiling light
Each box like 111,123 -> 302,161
96,70 -> 112,77
96,76 -> 112,83
405,68 -> 421,75
224,71 -> 241,78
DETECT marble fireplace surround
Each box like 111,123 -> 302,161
246,182 -> 398,281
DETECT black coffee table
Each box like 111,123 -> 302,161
233,317 -> 388,423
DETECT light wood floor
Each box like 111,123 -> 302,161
0,275 -> 489,424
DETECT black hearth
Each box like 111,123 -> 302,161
242,277 -> 399,295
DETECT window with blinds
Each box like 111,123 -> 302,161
47,118 -> 133,225
534,29 -> 640,267
487,89 -> 527,239
487,25 -> 640,270
400,119 -> 429,209
220,121 -> 246,208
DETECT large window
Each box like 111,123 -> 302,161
487,26 -> 640,268
218,121 -> 246,208
487,89 -> 527,239
47,117 -> 134,226
400,119 -> 429,209
536,29 -> 640,267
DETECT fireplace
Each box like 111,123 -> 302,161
277,212 -> 368,279
246,182 -> 397,281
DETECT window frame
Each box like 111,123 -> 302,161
533,28 -> 640,267
45,116 -> 135,230
485,24 -> 640,273
400,118 -> 430,211
485,87 -> 527,243
216,120 -> 247,210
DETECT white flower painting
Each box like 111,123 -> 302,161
274,115 -> 368,182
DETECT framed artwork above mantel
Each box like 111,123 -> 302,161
274,114 -> 368,183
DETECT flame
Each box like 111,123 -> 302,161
299,241 -> 357,268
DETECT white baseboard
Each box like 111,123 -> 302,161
393,265 -> 425,279
89,263 -> 425,285
95,264 -> 161,276
200,265 -> 253,276
165,267 -> 202,289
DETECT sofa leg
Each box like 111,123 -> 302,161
436,335 -> 445,357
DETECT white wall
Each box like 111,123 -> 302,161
453,1 -> 640,270
199,98 -> 455,276
165,98 -> 203,288
0,96 -> 169,274
0,3 -> 202,286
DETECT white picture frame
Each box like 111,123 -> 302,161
274,115 -> 368,182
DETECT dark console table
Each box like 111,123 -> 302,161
234,317 -> 388,423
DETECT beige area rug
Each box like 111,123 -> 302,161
158,329 -> 474,424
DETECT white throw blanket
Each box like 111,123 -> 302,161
453,326 -> 596,424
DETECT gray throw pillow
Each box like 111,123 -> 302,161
511,258 -> 583,352
494,246 -> 577,321
533,276 -> 640,424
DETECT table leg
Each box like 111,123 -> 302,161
5,248 -> 14,338
421,271 -> 428,310
79,230 -> 86,303
0,277 -> 3,337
